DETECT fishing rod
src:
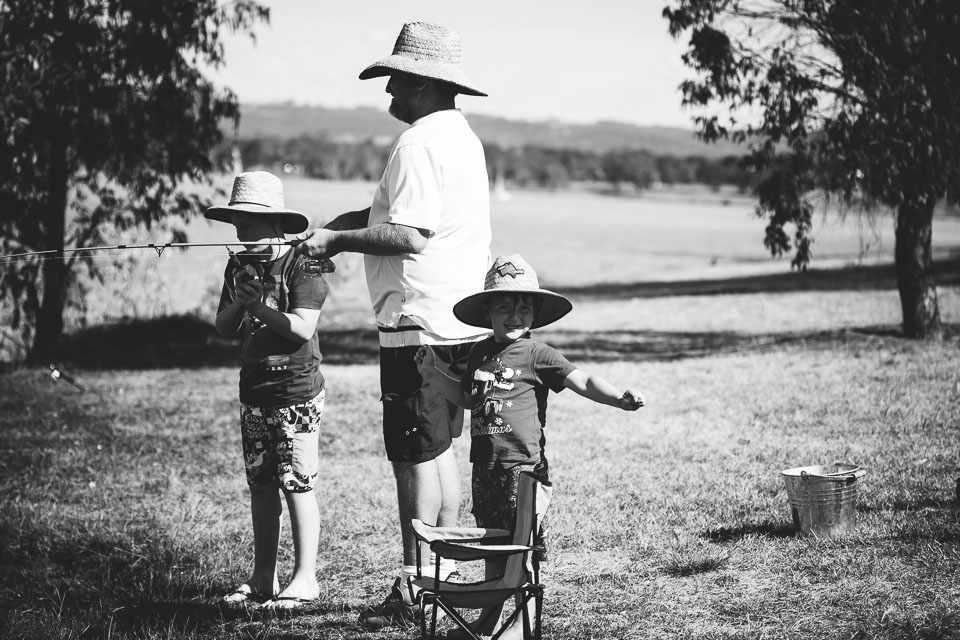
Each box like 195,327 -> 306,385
0,239 -> 304,262
0,238 -> 336,272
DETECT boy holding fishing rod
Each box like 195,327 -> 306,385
207,171 -> 329,612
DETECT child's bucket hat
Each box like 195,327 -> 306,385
358,21 -> 487,97
204,171 -> 309,234
454,255 -> 572,329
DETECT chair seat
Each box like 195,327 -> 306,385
413,581 -> 531,610
410,519 -> 511,543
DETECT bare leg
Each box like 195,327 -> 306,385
435,446 -> 461,528
278,488 -> 321,599
394,456 -> 445,568
248,483 -> 282,597
394,446 -> 461,567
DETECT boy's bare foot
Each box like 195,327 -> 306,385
221,583 -> 272,606
271,578 -> 320,604
260,594 -> 319,612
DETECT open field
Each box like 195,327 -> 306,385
40,177 -> 960,337
2,178 -> 960,639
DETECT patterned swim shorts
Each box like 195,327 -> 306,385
240,390 -> 324,493
472,462 -> 551,562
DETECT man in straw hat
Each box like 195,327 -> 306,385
294,21 -> 491,629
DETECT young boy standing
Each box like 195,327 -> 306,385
417,254 -> 644,638
207,171 -> 328,611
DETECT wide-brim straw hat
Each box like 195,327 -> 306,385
359,21 -> 487,97
204,171 -> 309,234
454,255 -> 572,330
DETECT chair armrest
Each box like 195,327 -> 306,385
430,540 -> 533,562
410,519 -> 511,543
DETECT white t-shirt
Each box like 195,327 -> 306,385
365,109 -> 492,340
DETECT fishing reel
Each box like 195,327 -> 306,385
228,250 -> 336,287
303,257 -> 337,277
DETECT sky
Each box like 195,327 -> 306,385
212,0 -> 697,128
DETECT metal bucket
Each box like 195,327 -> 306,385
781,463 -> 865,537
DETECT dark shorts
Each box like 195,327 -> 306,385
240,390 -> 324,493
379,342 -> 473,463
472,463 -> 551,562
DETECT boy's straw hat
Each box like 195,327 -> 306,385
358,21 -> 487,97
204,171 -> 309,234
454,255 -> 572,329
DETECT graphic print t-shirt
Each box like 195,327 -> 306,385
463,337 -> 576,470
217,250 -> 328,407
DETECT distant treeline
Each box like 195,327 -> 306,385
219,136 -> 761,192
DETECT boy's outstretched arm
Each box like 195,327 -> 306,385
562,369 -> 645,411
414,346 -> 472,409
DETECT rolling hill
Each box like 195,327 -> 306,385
231,102 -> 748,158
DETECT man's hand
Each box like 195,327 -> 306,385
294,228 -> 338,259
620,389 -> 646,411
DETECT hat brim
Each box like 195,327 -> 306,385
204,204 -> 310,235
359,57 -> 487,97
453,289 -> 572,330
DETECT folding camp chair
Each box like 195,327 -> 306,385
410,471 -> 552,640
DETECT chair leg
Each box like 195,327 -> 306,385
533,588 -> 543,640
420,595 -> 443,640
520,595 -> 531,640
419,597 -> 430,639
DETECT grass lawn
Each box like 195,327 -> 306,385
3,303 -> 960,639
2,179 -> 960,639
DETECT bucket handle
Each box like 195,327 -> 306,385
799,466 -> 863,482
824,465 -> 863,477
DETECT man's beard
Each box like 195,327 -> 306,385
388,98 -> 413,124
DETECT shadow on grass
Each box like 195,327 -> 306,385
860,495 -> 957,513
110,601 -> 237,632
703,522 -> 798,542
538,324 -> 960,363
0,514 -> 352,637
551,252 -> 960,300
114,600 -> 348,627
32,316 -> 960,371
47,315 -> 382,369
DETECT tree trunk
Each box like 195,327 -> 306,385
29,131 -> 69,361
29,0 -> 71,362
894,196 -> 942,340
